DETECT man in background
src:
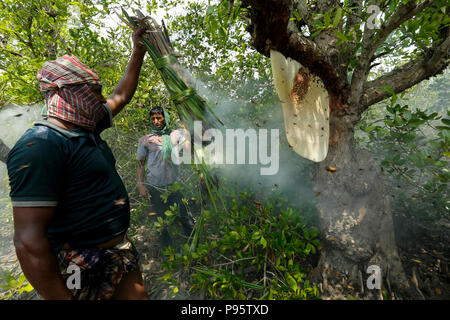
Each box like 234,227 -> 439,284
137,106 -> 194,247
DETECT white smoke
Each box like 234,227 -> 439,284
1,103 -> 41,186
0,103 -> 41,213
0,104 -> 42,146
174,65 -> 316,208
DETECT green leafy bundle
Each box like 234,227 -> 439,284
120,8 -> 222,132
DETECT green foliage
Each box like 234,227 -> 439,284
159,190 -> 320,300
158,0 -> 272,102
288,0 -> 450,77
358,92 -> 449,223
0,0 -> 128,106
0,268 -> 34,300
308,7 -> 343,38
152,202 -> 182,237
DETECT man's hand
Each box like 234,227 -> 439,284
132,25 -> 147,55
137,159 -> 151,200
138,184 -> 151,199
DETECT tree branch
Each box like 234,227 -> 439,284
0,48 -> 25,57
0,64 -> 29,84
349,0 -> 435,107
291,0 -> 314,28
369,0 -> 433,59
361,36 -> 450,110
339,0 -> 363,30
242,0 -> 348,93
312,0 -> 336,15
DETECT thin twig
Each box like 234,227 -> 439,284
211,256 -> 256,268
0,48 -> 25,57
263,224 -> 271,287
0,65 -> 29,84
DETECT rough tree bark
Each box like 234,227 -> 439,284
312,113 -> 411,299
242,0 -> 449,299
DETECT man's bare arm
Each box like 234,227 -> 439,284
137,159 -> 146,184
13,206 -> 73,300
182,130 -> 191,155
137,159 -> 150,198
106,26 -> 147,117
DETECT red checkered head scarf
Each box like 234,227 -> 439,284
37,55 -> 107,131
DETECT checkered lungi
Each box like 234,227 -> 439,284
57,237 -> 140,300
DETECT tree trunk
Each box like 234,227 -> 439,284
309,111 -> 421,299
0,138 -> 10,164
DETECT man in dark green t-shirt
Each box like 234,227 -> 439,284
7,27 -> 149,300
